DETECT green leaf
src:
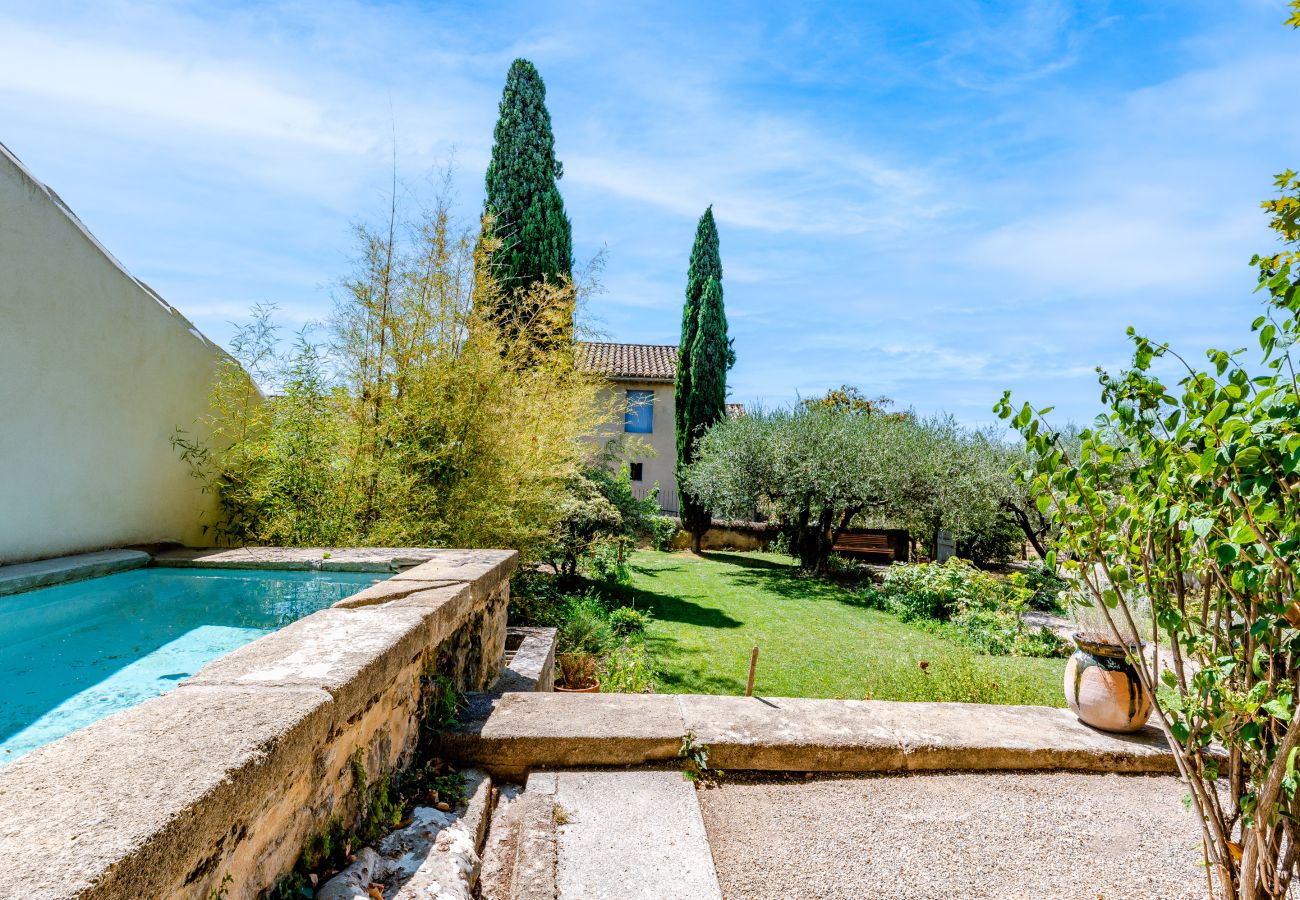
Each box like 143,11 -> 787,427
1191,518 -> 1214,538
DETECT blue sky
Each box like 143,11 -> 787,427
2,0 -> 1298,426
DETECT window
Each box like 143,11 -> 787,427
624,390 -> 654,433
629,462 -> 644,482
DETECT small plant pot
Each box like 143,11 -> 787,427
555,680 -> 600,694
1064,633 -> 1152,733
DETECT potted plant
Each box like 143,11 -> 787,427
555,652 -> 600,693
1062,592 -> 1152,733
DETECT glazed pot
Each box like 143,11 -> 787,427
555,679 -> 600,694
1064,633 -> 1152,733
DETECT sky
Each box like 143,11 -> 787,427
2,0 -> 1298,427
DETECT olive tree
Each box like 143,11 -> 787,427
681,406 -> 915,573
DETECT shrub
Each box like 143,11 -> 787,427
955,514 -> 1024,568
557,652 -> 600,689
871,559 -> 1066,658
1011,562 -> 1069,612
555,592 -> 614,656
608,606 -> 647,636
876,558 -> 1023,623
602,641 -> 656,693
585,540 -> 632,587
648,516 -> 680,552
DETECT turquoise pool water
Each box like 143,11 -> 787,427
0,567 -> 382,765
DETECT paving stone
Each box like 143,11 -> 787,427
445,692 -> 1179,776
0,548 -> 149,596
547,769 -> 722,900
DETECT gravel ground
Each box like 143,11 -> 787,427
698,771 -> 1217,900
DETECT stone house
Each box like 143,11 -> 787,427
578,342 -> 742,515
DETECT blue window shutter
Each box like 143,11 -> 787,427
624,390 -> 654,433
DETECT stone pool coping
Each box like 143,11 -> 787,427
0,548 -> 150,597
0,546 -> 518,900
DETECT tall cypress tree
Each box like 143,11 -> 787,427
676,208 -> 732,552
481,58 -> 573,340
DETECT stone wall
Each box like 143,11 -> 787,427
669,519 -> 775,552
0,548 -> 516,900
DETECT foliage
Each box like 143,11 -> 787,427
546,464 -> 661,580
602,640 -> 656,693
627,550 -> 1065,705
676,207 -> 733,551
608,606 -> 648,635
174,173 -> 611,562
554,591 -> 615,656
557,651 -> 600,688
1013,562 -> 1070,612
480,58 -> 573,343
679,730 -> 719,784
997,52 -> 1300,893
585,539 -> 632,587
800,385 -> 895,416
647,515 -> 680,551
860,559 -> 1066,658
955,513 -> 1025,568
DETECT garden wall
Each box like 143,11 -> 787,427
0,142 -> 225,564
0,547 -> 516,900
669,519 -> 775,552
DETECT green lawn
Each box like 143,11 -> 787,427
625,550 -> 1066,707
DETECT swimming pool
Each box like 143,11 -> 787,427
0,567 -> 382,765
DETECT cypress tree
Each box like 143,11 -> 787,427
676,208 -> 732,552
481,58 -> 573,340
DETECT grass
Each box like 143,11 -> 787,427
624,550 -> 1066,707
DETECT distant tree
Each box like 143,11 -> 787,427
800,385 -> 893,416
675,208 -> 732,552
480,58 -> 573,344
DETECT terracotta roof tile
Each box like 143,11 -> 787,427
577,342 -> 678,381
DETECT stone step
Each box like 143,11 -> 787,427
442,692 -> 1178,778
531,769 -> 721,900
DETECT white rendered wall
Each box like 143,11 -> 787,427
0,143 -> 224,563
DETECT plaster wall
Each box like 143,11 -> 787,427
0,143 -> 224,563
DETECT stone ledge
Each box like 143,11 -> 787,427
150,547 -> 450,572
442,693 -> 1178,776
491,627 -> 557,695
0,547 -> 514,899
0,684 -> 333,899
0,549 -> 150,597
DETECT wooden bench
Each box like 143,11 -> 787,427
831,532 -> 896,563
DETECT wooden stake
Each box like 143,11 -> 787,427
745,647 -> 759,696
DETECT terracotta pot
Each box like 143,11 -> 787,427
555,679 -> 600,694
1064,633 -> 1152,733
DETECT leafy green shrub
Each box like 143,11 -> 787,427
608,606 -> 647,636
871,559 -> 1066,658
876,558 -> 1020,622
555,592 -> 614,656
602,640 -> 656,693
955,515 -> 1024,568
585,540 -> 632,587
648,516 -> 680,551
1011,562 -> 1069,612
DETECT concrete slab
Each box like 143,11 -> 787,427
0,683 -> 331,899
0,548 -> 149,596
445,692 -> 1179,776
185,606 -> 435,711
870,699 -> 1176,773
441,693 -> 687,776
546,769 -> 722,900
331,578 -> 460,609
389,549 -> 518,585
149,546 -> 455,572
679,694 -> 905,771
492,627 -> 557,695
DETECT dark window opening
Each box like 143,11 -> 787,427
629,462 -> 644,481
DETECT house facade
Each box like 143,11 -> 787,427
578,341 -> 743,516
579,342 -> 682,513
